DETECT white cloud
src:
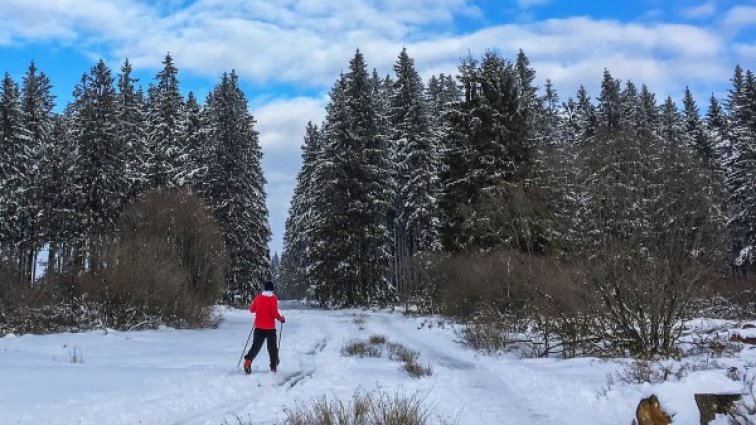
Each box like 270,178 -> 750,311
0,1 -> 733,96
255,96 -> 327,152
734,42 -> 756,60
0,0 -> 745,251
681,2 -> 717,19
254,95 -> 327,253
0,0 -> 152,46
517,0 -> 551,9
722,5 -> 756,32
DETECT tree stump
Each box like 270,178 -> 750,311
694,393 -> 742,425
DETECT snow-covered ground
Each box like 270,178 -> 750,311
1,302 -> 754,425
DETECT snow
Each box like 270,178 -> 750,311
1,303 -> 755,425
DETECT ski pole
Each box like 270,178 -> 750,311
278,322 -> 283,350
237,325 -> 254,368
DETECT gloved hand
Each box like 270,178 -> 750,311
281,316 -> 286,324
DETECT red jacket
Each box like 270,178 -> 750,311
249,291 -> 283,330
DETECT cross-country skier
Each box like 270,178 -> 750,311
243,280 -> 285,374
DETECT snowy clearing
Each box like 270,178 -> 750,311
1,302 -> 754,425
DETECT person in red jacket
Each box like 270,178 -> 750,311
243,280 -> 285,374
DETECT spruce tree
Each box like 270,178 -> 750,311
0,73 -> 27,269
389,48 -> 438,298
681,87 -> 714,164
9,63 -> 54,281
280,122 -> 321,300
725,67 -> 756,271
146,53 -> 186,188
706,94 -> 728,164
35,113 -> 74,275
184,91 -> 209,192
204,71 -> 271,301
68,60 -> 127,270
439,51 -> 537,252
117,59 -> 147,200
309,50 -> 393,306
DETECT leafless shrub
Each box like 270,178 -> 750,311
85,188 -> 227,329
342,340 -> 382,358
283,390 -> 430,425
699,278 -> 756,321
0,190 -> 226,335
730,373 -> 756,425
459,322 -> 511,354
402,359 -> 433,378
425,249 -> 599,357
682,323 -> 742,358
387,343 -> 418,363
616,359 -> 727,385
343,338 -> 433,378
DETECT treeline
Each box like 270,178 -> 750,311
279,47 -> 756,314
0,55 -> 271,303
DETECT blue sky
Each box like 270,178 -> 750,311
1,0 -> 754,254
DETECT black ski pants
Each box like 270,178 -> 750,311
245,328 -> 279,370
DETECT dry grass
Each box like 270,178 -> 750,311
342,340 -> 382,358
283,390 -> 430,425
341,338 -> 432,378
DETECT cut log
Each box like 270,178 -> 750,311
694,393 -> 742,425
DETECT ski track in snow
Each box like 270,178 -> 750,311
1,304 -> 752,425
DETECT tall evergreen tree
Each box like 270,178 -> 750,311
280,122 -> 322,300
184,91 -> 209,192
69,60 -> 127,270
681,87 -> 713,164
10,63 -> 53,280
725,67 -> 756,271
439,51 -> 537,252
146,53 -> 186,188
389,48 -> 438,297
0,73 -> 28,268
597,69 -> 622,132
205,71 -> 270,301
309,50 -> 393,306
706,94 -> 728,165
35,113 -> 74,275
117,59 -> 147,200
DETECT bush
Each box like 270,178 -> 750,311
86,188 -> 227,329
425,249 -> 596,358
283,390 -> 430,425
342,340 -> 382,358
730,374 -> 756,425
1,189 -> 228,335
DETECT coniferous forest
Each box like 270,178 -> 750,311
276,48 -> 756,355
0,54 -> 270,329
1,47 -> 755,353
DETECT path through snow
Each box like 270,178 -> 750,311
1,303 -> 747,424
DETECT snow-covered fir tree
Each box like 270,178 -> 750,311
724,66 -> 756,272
279,122 -> 322,300
681,87 -> 714,165
439,51 -> 538,252
309,50 -> 393,307
146,54 -> 186,189
389,48 -> 439,295
0,73 -> 28,268
204,71 -> 271,302
68,60 -> 128,270
183,92 -> 209,192
20,63 -> 54,247
116,59 -> 147,200
35,113 -> 74,275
